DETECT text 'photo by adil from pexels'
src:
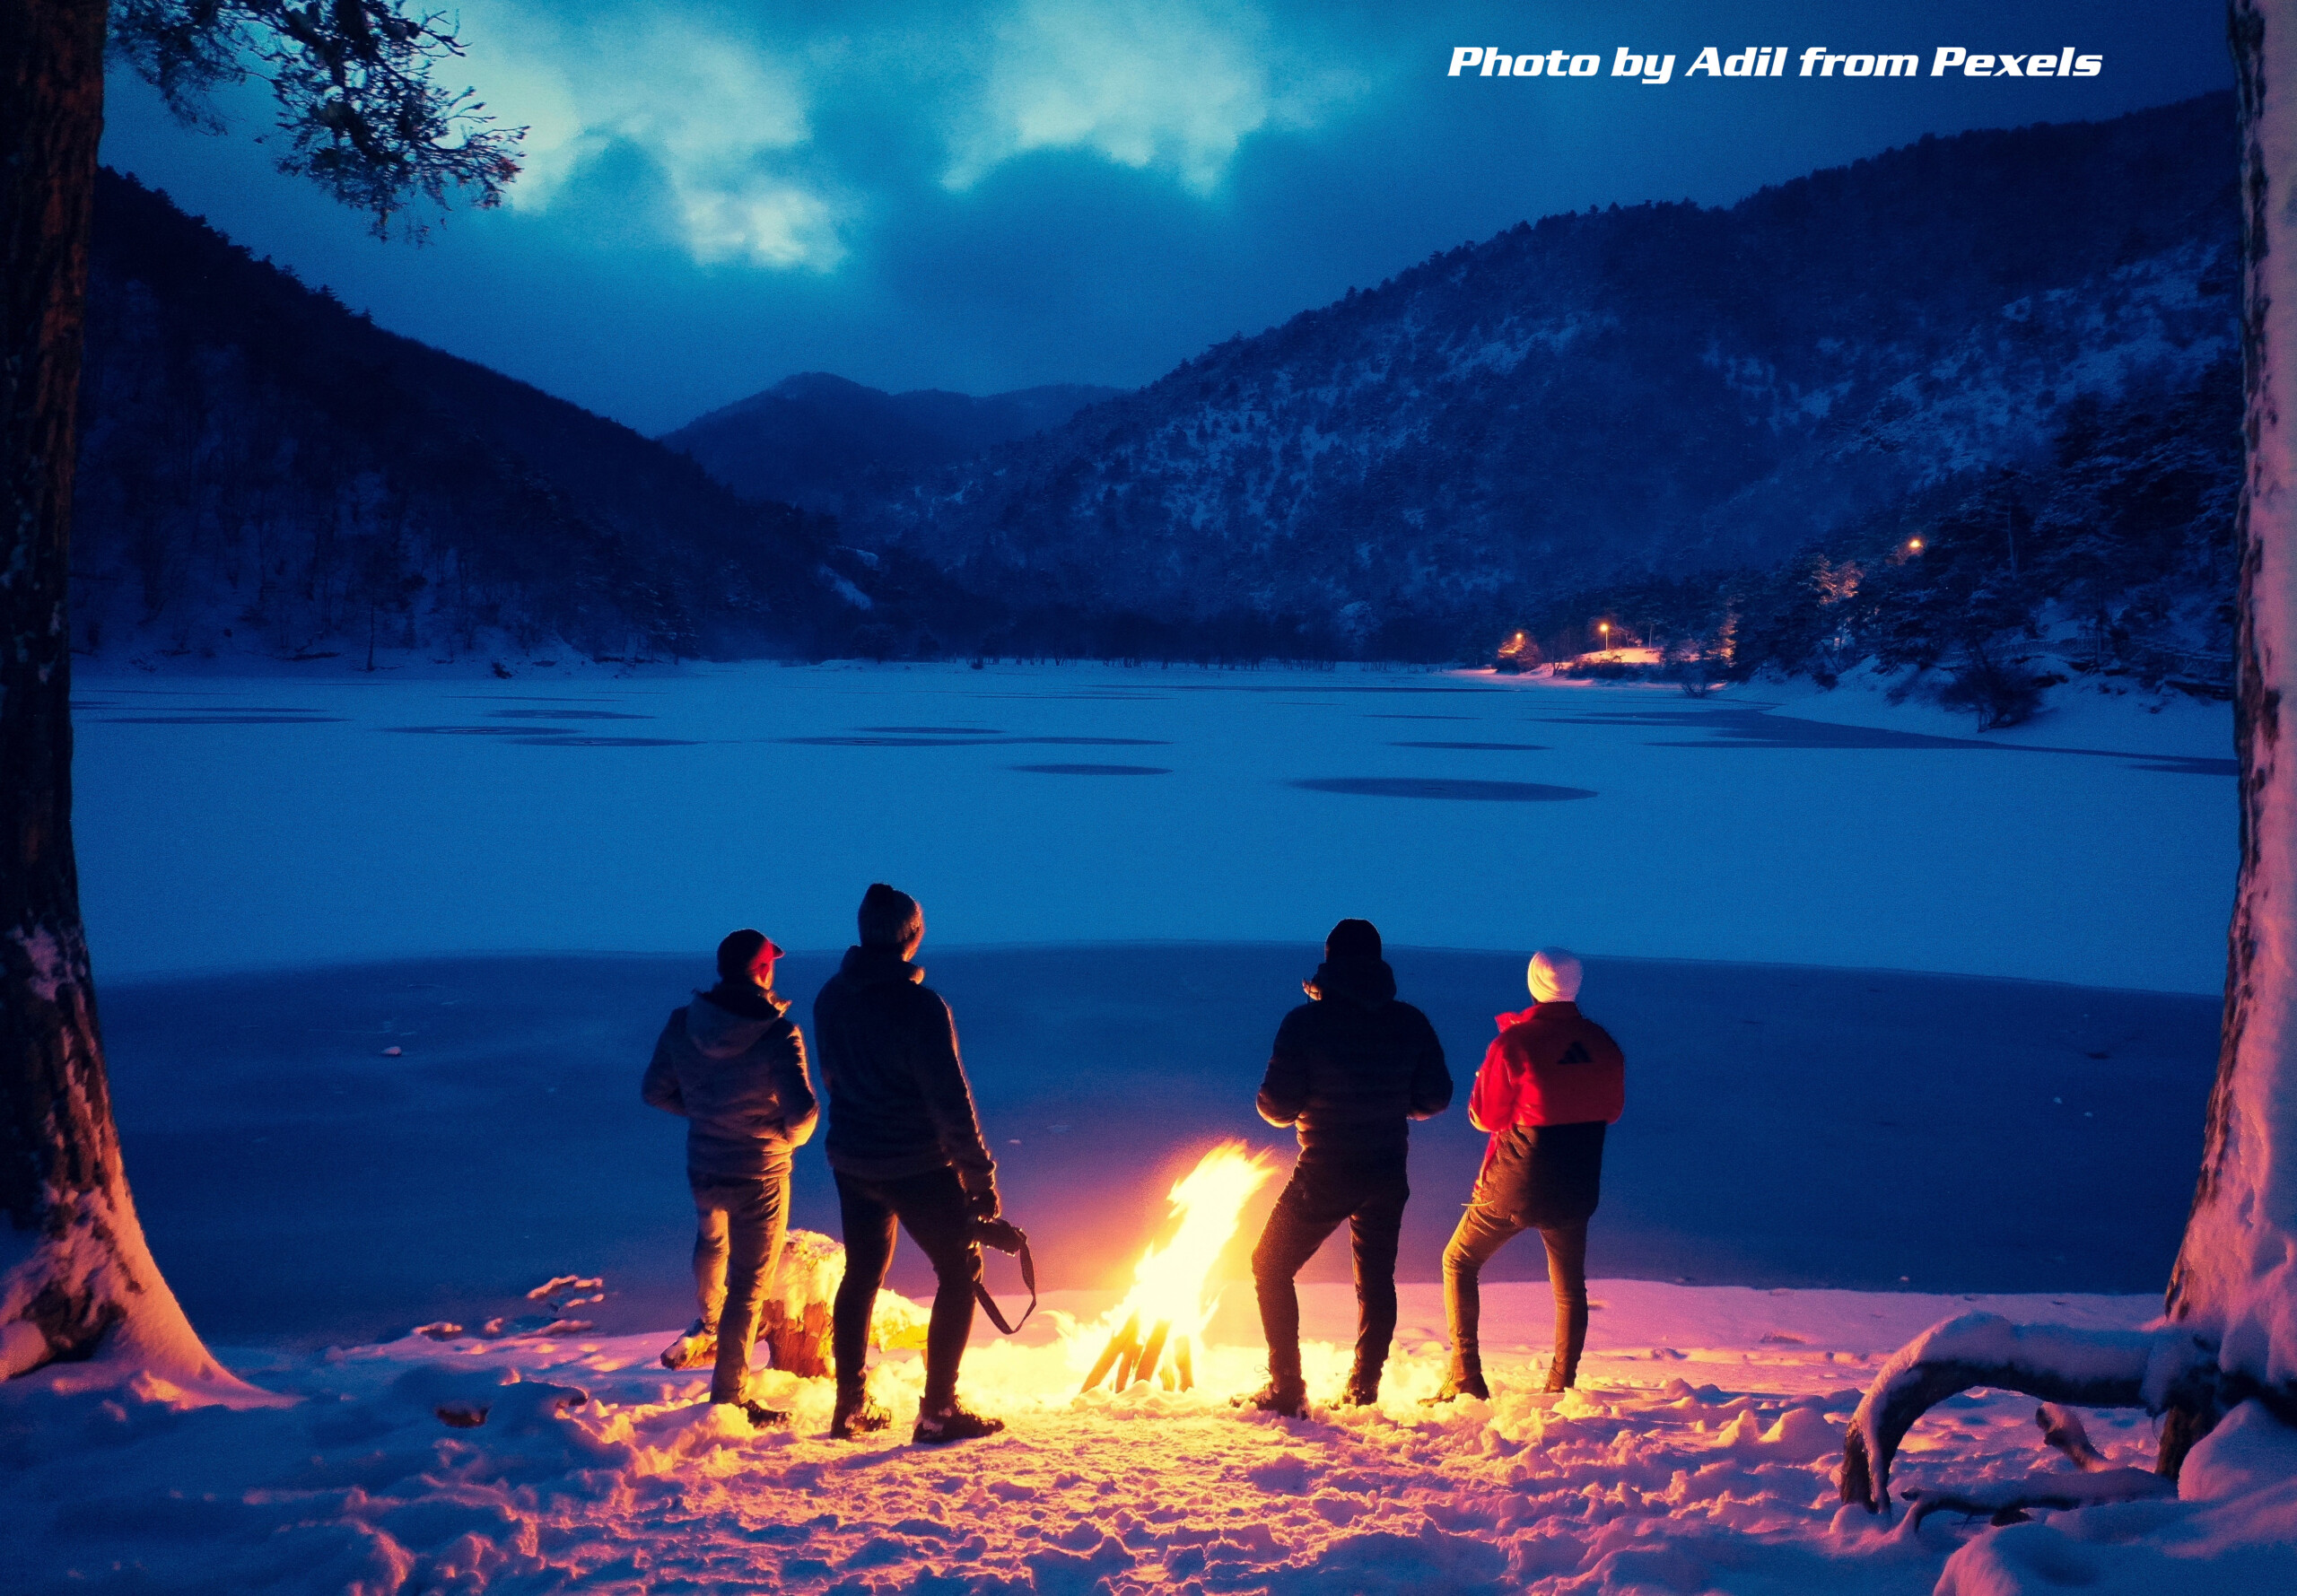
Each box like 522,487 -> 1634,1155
1447,47 -> 2104,83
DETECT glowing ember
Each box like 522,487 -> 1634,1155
1071,1142 -> 1275,1395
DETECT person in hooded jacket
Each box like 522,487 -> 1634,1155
813,884 -> 1005,1444
1241,919 -> 1452,1417
1432,948 -> 1623,1401
642,929 -> 819,1426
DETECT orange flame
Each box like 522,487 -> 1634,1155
1070,1142 -> 1275,1393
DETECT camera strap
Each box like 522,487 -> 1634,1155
974,1231 -> 1037,1335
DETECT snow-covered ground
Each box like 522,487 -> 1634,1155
13,1278 -> 2294,1595
27,662 -> 2283,1593
73,661 -> 2233,992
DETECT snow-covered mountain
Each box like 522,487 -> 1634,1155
71,173 -> 960,667
661,372 -> 1122,519
845,95 -> 2237,656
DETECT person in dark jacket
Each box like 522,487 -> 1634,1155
642,929 -> 819,1425
1241,919 -> 1452,1417
1433,948 -> 1624,1401
813,884 -> 1005,1444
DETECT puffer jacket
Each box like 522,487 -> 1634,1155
1256,957 -> 1452,1164
642,987 -> 819,1180
1466,1001 -> 1624,1225
811,946 -> 997,1205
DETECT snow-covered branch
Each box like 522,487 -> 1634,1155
1838,1313 -> 2217,1512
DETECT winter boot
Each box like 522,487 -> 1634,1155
1424,1353 -> 1489,1405
913,1402 -> 1005,1444
832,1384 -> 892,1440
659,1319 -> 717,1371
1336,1359 -> 1383,1408
1232,1374 -> 1308,1418
1423,1370 -> 1491,1405
718,1399 -> 790,1428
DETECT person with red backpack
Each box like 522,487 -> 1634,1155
1432,948 -> 1623,1400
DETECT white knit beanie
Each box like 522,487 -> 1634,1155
1527,948 -> 1584,1004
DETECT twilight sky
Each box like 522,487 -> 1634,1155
98,0 -> 2232,436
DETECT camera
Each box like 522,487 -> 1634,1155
974,1217 -> 1028,1255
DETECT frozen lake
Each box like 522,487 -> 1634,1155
69,662 -> 2234,1344
103,948 -> 2214,1347
74,660 -> 2234,991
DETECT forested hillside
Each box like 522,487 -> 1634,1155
72,171 -> 949,667
661,372 -> 1121,519
840,95 -> 2240,668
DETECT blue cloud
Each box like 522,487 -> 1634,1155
95,0 -> 2234,434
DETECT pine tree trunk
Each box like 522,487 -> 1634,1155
2161,0 -> 2297,1450
0,0 -> 226,1386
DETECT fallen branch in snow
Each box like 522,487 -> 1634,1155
1898,1465 -> 2176,1531
1838,1313 -> 2219,1513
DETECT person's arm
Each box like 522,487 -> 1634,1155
1256,1010 -> 1311,1127
912,993 -> 999,1215
1406,1010 -> 1453,1120
1466,1033 -> 1515,1133
777,1023 -> 820,1147
641,1014 -> 686,1115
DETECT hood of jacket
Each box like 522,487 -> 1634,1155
839,945 -> 926,987
1496,1000 -> 1578,1032
1305,957 -> 1397,1009
686,988 -> 790,1058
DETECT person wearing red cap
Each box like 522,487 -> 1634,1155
642,928 -> 819,1425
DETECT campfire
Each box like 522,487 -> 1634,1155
1072,1142 -> 1274,1395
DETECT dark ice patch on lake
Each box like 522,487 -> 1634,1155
1550,704 -> 2239,774
512,736 -> 699,747
1292,777 -> 1595,802
100,948 -> 2216,1348
785,734 -> 1168,747
487,710 -> 651,720
384,725 -> 697,746
98,714 -> 347,724
1009,763 -> 1171,776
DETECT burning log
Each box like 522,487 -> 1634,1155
1075,1143 -> 1273,1397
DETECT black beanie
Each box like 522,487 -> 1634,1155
717,929 -> 771,981
1325,918 -> 1382,963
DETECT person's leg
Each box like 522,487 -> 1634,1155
884,1168 -> 983,1415
1439,1202 -> 1523,1393
1539,1217 -> 1592,1390
831,1173 -> 900,1398
709,1172 -> 790,1406
1343,1165 -> 1410,1400
1249,1167 -> 1348,1391
692,1186 -> 730,1334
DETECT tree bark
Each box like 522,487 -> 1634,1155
0,0 -> 223,1385
2162,0 -> 2297,1436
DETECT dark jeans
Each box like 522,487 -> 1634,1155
1442,1202 -> 1589,1389
1250,1158 -> 1409,1384
831,1165 -> 983,1411
691,1170 -> 791,1405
